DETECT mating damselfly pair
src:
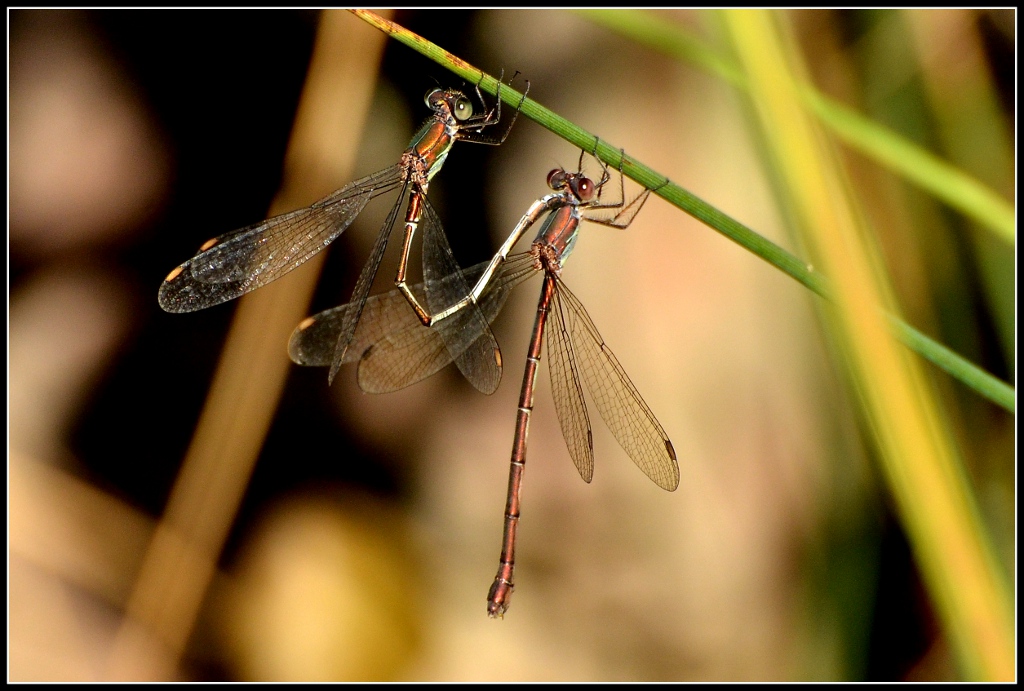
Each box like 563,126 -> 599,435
158,76 -> 679,617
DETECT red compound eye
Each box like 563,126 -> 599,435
573,176 -> 595,201
547,169 -> 567,190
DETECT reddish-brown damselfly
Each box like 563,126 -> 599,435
289,152 -> 679,617
158,76 -> 528,393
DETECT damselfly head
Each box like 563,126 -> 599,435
426,88 -> 473,121
548,169 -> 596,201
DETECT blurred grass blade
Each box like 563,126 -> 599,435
901,8 -> 1016,374
108,10 -> 392,678
722,9 -> 1012,680
349,9 -> 1014,415
578,9 -> 1015,247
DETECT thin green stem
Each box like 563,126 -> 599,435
349,9 -> 1014,414
578,9 -> 1015,248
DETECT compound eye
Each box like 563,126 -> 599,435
547,169 -> 566,190
574,177 -> 596,201
425,88 -> 443,108
452,95 -> 473,121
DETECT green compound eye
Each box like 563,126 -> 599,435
452,96 -> 473,121
425,88 -> 442,108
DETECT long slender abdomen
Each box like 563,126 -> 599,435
487,273 -> 557,618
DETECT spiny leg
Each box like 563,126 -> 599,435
458,71 -> 530,146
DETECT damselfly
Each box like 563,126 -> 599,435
289,152 -> 679,617
158,77 -> 527,393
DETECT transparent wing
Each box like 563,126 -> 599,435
555,277 -> 679,491
289,252 -> 538,393
356,304 -> 463,395
158,164 -> 406,313
288,283 -> 423,369
358,252 -> 538,394
421,195 -> 502,394
546,276 -> 595,483
289,263 -> 487,371
328,177 -> 411,384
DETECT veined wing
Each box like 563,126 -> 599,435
554,277 -> 679,491
421,194 -> 502,394
328,175 -> 411,384
358,251 -> 537,394
289,252 -> 537,393
288,280 -> 423,370
546,275 -> 595,484
158,164 -> 405,313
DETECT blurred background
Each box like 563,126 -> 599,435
8,9 -> 1015,681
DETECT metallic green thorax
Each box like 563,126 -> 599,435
408,116 -> 459,183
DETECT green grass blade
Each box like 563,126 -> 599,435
577,9 -> 1015,247
722,10 -> 1013,678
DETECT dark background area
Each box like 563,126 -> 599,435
48,10 -> 507,532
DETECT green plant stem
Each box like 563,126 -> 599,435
349,9 -> 1014,414
578,9 -> 1016,248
